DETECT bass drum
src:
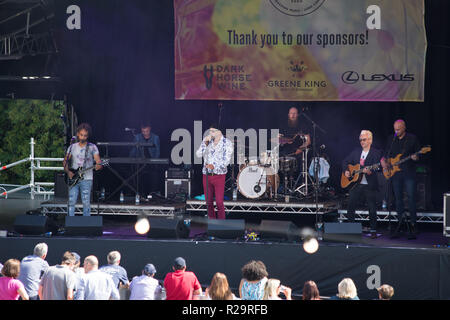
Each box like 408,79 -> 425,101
237,165 -> 279,199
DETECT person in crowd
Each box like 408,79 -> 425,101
239,260 -> 269,300
330,278 -> 359,300
76,255 -> 119,300
262,278 -> 292,300
205,272 -> 237,300
302,280 -> 321,300
164,257 -> 202,300
71,252 -> 85,300
39,251 -> 76,300
0,259 -> 29,300
99,251 -> 129,289
18,242 -> 49,300
377,284 -> 394,300
129,263 -> 163,300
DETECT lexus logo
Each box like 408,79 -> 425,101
342,71 -> 360,84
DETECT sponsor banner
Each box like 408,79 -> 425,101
174,0 -> 426,102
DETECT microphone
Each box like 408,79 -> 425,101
70,136 -> 77,143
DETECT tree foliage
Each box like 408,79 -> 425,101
0,99 -> 65,185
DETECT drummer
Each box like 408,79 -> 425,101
279,107 -> 311,157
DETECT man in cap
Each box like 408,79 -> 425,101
129,263 -> 163,300
164,257 -> 202,300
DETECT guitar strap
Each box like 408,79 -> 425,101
82,143 -> 90,168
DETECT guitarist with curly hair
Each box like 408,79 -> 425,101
342,130 -> 382,239
63,123 -> 103,217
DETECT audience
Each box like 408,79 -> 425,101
99,251 -> 129,289
205,272 -> 238,300
129,263 -> 163,300
164,257 -> 202,300
377,284 -> 394,300
38,251 -> 76,300
302,280 -> 320,300
18,243 -> 49,300
75,255 -> 119,300
239,260 -> 268,300
0,259 -> 29,300
262,278 -> 292,300
330,278 -> 359,300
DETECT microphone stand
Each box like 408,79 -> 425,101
300,112 -> 326,235
384,135 -> 396,234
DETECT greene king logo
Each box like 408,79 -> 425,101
270,0 -> 326,17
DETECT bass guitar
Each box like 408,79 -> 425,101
341,162 -> 381,189
382,146 -> 431,179
65,160 -> 109,187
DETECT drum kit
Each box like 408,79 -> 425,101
232,133 -> 323,201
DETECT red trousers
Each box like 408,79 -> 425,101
202,174 -> 226,219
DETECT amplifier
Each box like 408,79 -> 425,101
165,168 -> 192,179
165,178 -> 191,199
444,193 -> 450,238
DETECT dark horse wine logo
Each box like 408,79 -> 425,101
203,65 -> 214,90
270,0 -> 326,17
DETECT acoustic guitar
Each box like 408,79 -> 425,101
341,163 -> 381,189
382,146 -> 431,179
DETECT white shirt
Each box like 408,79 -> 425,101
75,269 -> 119,300
360,150 -> 369,185
129,275 -> 162,300
196,136 -> 233,175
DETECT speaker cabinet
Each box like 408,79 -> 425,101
207,219 -> 245,239
14,215 -> 49,235
259,220 -> 299,241
65,216 -> 103,236
54,172 -> 68,199
147,217 -> 190,239
323,222 -> 362,242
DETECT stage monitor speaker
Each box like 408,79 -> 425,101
54,172 -> 68,199
14,215 -> 49,235
259,220 -> 299,241
323,222 -> 362,243
444,193 -> 450,238
207,219 -> 245,239
64,216 -> 103,236
147,217 -> 190,239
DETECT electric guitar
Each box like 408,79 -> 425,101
382,146 -> 431,179
65,160 -> 109,187
341,162 -> 381,189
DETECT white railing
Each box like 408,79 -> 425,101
0,138 -> 64,200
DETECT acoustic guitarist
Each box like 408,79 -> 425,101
342,130 -> 382,239
381,119 -> 421,239
63,123 -> 102,217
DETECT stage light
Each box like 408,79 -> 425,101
303,237 -> 319,254
135,217 -> 150,235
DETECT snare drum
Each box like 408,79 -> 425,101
279,156 -> 297,173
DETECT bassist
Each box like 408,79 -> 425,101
381,119 -> 421,239
342,130 -> 382,239
63,123 -> 102,216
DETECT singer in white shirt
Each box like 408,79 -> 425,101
195,125 -> 233,219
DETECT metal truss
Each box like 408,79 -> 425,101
41,203 -> 185,217
186,200 -> 340,215
337,209 -> 443,224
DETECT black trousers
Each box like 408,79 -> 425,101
347,184 -> 378,231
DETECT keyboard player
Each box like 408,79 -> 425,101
129,123 -> 161,196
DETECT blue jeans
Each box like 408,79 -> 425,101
68,179 -> 92,216
391,172 -> 416,224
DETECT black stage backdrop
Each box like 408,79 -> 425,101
51,0 -> 449,207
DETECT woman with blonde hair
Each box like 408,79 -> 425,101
262,278 -> 292,300
330,278 -> 359,300
205,272 -> 237,300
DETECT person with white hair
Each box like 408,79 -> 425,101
18,243 -> 49,300
342,130 -> 382,239
330,278 -> 359,300
75,255 -> 119,300
99,251 -> 129,289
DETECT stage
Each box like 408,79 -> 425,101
1,195 -> 449,300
